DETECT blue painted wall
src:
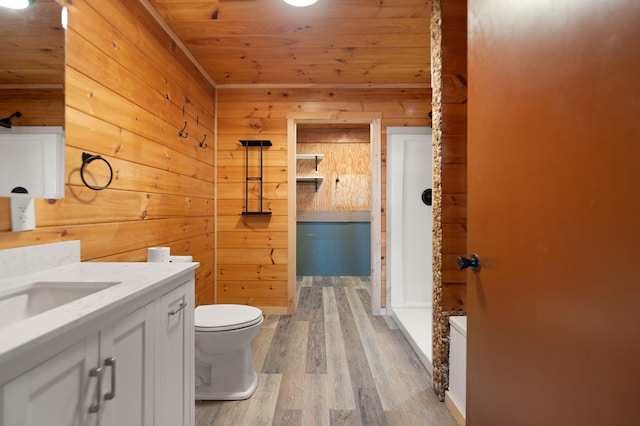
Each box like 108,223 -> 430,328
296,222 -> 371,276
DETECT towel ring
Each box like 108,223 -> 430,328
80,152 -> 113,191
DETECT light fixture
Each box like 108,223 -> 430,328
0,0 -> 35,9
61,6 -> 67,29
282,0 -> 319,7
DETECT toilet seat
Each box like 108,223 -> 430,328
195,304 -> 263,332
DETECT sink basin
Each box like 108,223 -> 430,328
0,281 -> 120,329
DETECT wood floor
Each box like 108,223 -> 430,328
195,276 -> 456,426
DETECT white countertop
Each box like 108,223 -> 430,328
0,261 -> 198,377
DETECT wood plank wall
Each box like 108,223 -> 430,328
0,90 -> 64,128
216,87 -> 431,312
431,0 -> 468,401
0,0 -> 215,306
440,0 -> 467,312
297,128 -> 371,213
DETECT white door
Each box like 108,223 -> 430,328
100,304 -> 155,426
154,281 -> 194,426
2,336 -> 99,426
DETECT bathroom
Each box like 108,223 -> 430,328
0,0 -> 468,424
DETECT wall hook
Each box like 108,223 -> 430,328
199,134 -> 207,149
178,121 -> 188,138
0,111 -> 21,129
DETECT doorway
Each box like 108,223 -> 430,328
296,124 -> 371,277
287,112 -> 382,315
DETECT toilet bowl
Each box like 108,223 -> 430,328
194,304 -> 264,400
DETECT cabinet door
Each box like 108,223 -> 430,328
155,281 -> 194,426
100,304 -> 154,426
2,335 -> 99,426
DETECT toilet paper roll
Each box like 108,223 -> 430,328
147,247 -> 170,263
169,255 -> 193,263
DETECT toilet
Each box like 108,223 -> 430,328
194,304 -> 264,400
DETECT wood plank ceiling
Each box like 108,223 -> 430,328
146,0 -> 431,86
0,0 -> 64,87
1,0 -> 430,89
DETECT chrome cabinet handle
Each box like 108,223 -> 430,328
88,366 -> 103,414
168,301 -> 187,316
104,357 -> 116,400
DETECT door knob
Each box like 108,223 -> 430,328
456,254 -> 481,272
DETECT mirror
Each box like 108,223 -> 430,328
0,0 -> 65,128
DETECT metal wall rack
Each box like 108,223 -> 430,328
239,140 -> 272,215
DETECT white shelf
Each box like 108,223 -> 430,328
296,153 -> 323,172
296,176 -> 323,192
296,153 -> 324,160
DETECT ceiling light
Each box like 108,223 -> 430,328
61,6 -> 67,29
282,0 -> 319,7
0,0 -> 34,9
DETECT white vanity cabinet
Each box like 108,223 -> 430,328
0,275 -> 194,426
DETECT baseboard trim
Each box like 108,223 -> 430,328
445,391 -> 466,426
